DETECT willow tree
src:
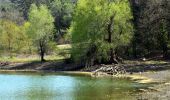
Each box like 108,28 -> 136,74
28,4 -> 54,62
71,0 -> 133,66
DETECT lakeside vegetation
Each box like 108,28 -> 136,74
0,0 -> 170,100
0,0 -> 169,65
0,44 -> 71,63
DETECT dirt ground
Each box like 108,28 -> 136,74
135,70 -> 170,100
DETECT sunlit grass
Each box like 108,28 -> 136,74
0,56 -> 39,63
57,44 -> 71,49
0,55 -> 65,63
0,44 -> 71,63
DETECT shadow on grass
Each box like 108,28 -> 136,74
124,62 -> 170,73
5,59 -> 84,71
1,59 -> 170,72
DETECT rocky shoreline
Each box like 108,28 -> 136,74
135,70 -> 170,100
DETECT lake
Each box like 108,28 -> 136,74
0,72 -> 148,100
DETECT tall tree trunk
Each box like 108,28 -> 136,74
39,41 -> 45,62
129,0 -> 138,58
160,21 -> 169,59
132,39 -> 137,58
162,43 -> 168,59
107,15 -> 118,64
40,51 -> 45,62
8,38 -> 12,58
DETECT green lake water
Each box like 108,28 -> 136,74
0,72 -> 148,100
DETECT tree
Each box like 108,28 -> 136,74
0,0 -> 24,25
129,0 -> 141,58
16,22 -> 33,54
0,19 -> 3,54
11,0 -> 76,43
28,4 -> 54,62
0,20 -> 22,57
50,0 -> 75,42
10,0 -> 53,19
71,0 -> 133,66
129,0 -> 170,58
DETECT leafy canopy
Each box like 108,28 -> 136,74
0,19 -> 28,54
71,0 -> 133,63
28,4 -> 55,61
28,4 -> 54,41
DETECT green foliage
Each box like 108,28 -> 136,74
50,0 -> 74,21
130,0 -> 170,58
10,0 -> 53,19
0,20 -> 18,53
50,0 -> 75,41
71,0 -> 133,64
28,4 -> 54,61
18,22 -> 34,54
0,20 -> 29,56
0,0 -> 169,62
28,4 -> 54,39
0,0 -> 24,24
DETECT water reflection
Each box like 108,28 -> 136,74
0,73 -> 147,100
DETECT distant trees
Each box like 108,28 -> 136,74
28,4 -> 54,62
10,0 -> 53,19
11,0 -> 76,43
156,0 -> 169,58
50,0 -> 75,42
0,20 -> 18,56
0,20 -> 28,57
130,0 -> 170,58
71,0 -> 133,66
0,0 -> 169,63
0,1 -> 56,61
0,0 -> 24,24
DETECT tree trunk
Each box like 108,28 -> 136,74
162,42 -> 168,59
129,0 -> 139,59
132,40 -> 137,58
39,41 -> 46,62
160,21 -> 169,59
40,51 -> 45,62
107,15 -> 118,64
8,38 -> 12,58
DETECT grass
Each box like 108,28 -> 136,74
0,55 -> 65,63
0,56 -> 39,63
0,44 -> 71,63
0,44 -> 168,65
57,44 -> 71,49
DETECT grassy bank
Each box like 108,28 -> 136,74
0,55 -> 64,63
0,44 -> 71,63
